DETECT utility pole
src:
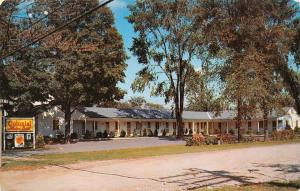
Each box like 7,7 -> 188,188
0,106 -> 2,167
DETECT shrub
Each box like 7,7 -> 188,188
103,130 -> 108,138
120,130 -> 126,137
229,129 -> 235,135
294,126 -> 300,134
271,130 -> 295,141
205,136 -> 218,145
36,134 -> 45,148
147,129 -> 153,137
70,132 -> 78,139
96,132 -> 103,138
162,129 -> 167,137
185,138 -> 194,146
133,129 -> 139,137
143,129 -> 147,136
154,128 -> 158,137
186,134 -> 206,146
246,129 -> 253,135
109,131 -> 115,138
219,134 -> 236,144
84,130 -> 92,139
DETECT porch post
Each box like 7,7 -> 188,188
276,119 -> 278,130
206,121 -> 209,135
118,120 -> 120,137
84,119 -> 87,134
93,120 -> 96,137
226,121 -> 229,134
192,121 -> 195,135
258,121 -> 260,133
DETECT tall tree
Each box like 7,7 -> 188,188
201,0 -> 296,141
3,0 -> 127,136
128,0 -> 204,138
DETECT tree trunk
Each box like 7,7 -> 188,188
236,119 -> 241,143
263,111 -> 268,141
236,97 -> 242,142
64,104 -> 72,141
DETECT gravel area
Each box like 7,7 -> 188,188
1,143 -> 299,191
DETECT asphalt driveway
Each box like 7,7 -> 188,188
4,137 -> 185,156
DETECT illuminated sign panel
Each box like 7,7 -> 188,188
5,119 -> 34,132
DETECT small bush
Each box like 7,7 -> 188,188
162,129 -> 167,137
96,132 -> 103,138
205,136 -> 218,145
246,129 -> 253,135
70,132 -> 78,139
186,134 -> 206,146
143,129 -> 147,136
294,126 -> 300,134
133,129 -> 139,137
219,134 -> 236,144
84,130 -> 92,139
229,129 -> 235,135
36,134 -> 45,148
120,130 -> 126,137
147,129 -> 153,137
271,130 -> 295,141
109,131 -> 115,138
103,130 -> 108,138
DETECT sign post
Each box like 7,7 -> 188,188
0,108 -> 2,167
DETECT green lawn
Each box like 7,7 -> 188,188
196,179 -> 300,191
2,139 -> 300,171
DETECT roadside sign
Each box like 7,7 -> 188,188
3,117 -> 35,150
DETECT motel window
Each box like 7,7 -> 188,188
148,122 -> 151,129
218,122 -> 222,128
115,122 -> 118,131
53,119 -> 59,131
259,121 -> 264,128
272,121 -> 277,128
106,122 -> 109,132
189,122 -> 192,129
248,121 -> 251,128
95,122 -> 98,131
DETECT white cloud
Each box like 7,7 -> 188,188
107,0 -> 127,9
295,0 -> 300,3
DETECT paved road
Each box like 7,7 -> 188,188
4,137 -> 185,156
1,143 -> 299,191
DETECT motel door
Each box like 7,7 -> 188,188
127,122 -> 131,136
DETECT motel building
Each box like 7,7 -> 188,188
36,106 -> 300,139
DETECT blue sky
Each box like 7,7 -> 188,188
108,0 -> 167,105
109,0 -> 300,107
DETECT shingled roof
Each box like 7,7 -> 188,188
76,107 -> 296,120
78,107 -> 173,119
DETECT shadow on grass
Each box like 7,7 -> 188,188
253,163 -> 300,174
160,168 -> 254,190
53,165 -> 254,190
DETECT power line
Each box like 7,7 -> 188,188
0,0 -> 114,61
